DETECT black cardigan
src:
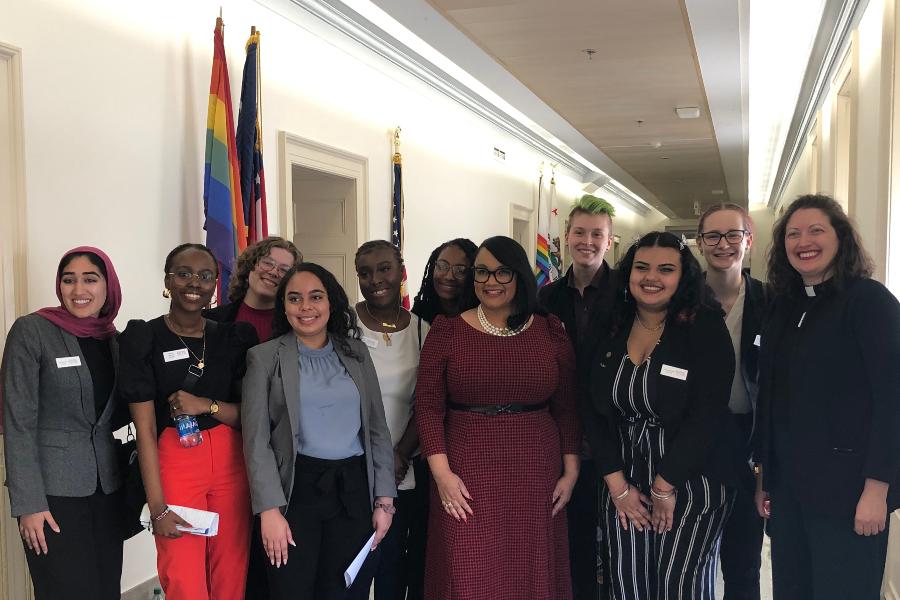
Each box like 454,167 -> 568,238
584,306 -> 736,487
757,277 -> 900,516
733,271 -> 769,444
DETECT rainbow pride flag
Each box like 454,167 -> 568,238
204,17 -> 247,302
535,172 -> 558,287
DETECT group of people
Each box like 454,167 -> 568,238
2,192 -> 898,600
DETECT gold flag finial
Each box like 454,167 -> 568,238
393,127 -> 402,164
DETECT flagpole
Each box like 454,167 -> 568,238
393,127 -> 402,252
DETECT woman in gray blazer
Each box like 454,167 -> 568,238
2,246 -> 126,600
242,262 -> 396,600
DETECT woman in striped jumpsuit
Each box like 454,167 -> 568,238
582,231 -> 738,599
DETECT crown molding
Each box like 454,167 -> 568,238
767,0 -> 869,207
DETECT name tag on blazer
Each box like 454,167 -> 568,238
56,356 -> 82,368
361,336 -> 379,350
754,334 -> 761,347
163,348 -> 190,362
660,364 -> 688,380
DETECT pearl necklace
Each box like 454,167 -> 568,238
477,305 -> 528,337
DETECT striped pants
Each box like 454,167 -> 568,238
602,477 -> 734,600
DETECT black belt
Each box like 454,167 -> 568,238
447,401 -> 548,415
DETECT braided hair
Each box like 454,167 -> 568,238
411,238 -> 478,324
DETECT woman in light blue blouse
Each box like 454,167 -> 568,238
241,263 -> 396,600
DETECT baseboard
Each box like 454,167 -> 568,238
121,576 -> 160,600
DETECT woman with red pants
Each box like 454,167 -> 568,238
118,243 -> 257,599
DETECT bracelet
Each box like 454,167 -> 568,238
650,487 -> 676,500
152,507 -> 171,522
612,485 -> 630,501
374,501 -> 396,515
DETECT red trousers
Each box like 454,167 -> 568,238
156,424 -> 251,600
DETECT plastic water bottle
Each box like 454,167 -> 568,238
152,587 -> 163,600
175,414 -> 203,447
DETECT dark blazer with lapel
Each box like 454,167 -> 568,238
584,306 -> 736,487
2,314 -> 122,517
538,263 -> 619,386
757,278 -> 900,516
736,270 -> 769,425
241,332 -> 396,515
202,301 -> 241,324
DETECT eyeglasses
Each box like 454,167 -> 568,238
698,230 -> 748,246
434,260 -> 469,280
167,270 -> 217,283
472,266 -> 515,284
257,257 -> 292,277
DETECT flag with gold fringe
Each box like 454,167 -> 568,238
236,27 -> 268,245
204,16 -> 247,303
391,129 -> 410,309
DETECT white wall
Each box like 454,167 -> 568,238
0,0 -> 665,590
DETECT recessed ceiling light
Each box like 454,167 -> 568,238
675,106 -> 701,119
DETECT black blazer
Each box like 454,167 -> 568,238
584,306 -> 736,487
757,278 -> 900,516
203,301 -> 241,324
538,263 -> 619,380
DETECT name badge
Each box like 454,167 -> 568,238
754,334 -> 761,347
163,348 -> 190,362
660,364 -> 688,381
361,336 -> 379,350
56,356 -> 82,368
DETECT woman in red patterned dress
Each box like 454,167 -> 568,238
415,235 -> 581,600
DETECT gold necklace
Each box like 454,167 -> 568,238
164,314 -> 206,370
364,301 -> 402,346
635,313 -> 666,332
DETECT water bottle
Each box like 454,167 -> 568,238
152,587 -> 163,600
175,414 -> 203,447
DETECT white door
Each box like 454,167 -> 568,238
292,166 -> 358,301
0,42 -> 32,600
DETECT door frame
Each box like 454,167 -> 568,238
0,40 -> 31,600
277,131 -> 369,247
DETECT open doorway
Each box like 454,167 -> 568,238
278,133 -> 368,303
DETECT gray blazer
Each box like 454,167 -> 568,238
241,332 -> 396,515
2,314 -> 121,517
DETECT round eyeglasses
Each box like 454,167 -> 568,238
434,260 -> 469,280
167,270 -> 217,283
698,230 -> 748,246
472,266 -> 515,284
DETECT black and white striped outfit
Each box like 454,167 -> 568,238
603,354 -> 733,600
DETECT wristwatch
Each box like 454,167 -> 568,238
208,399 -> 219,415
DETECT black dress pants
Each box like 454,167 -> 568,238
719,415 -> 764,600
567,458 -> 600,600
245,516 -> 270,599
267,455 -> 375,600
769,485 -> 888,600
24,489 -> 124,600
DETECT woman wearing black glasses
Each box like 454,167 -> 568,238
118,243 -> 257,599
696,204 -> 768,600
411,238 -> 478,324
416,236 -> 580,599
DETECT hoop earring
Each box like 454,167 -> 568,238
163,288 -> 171,298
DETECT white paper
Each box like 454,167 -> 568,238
56,356 -> 82,368
140,504 -> 219,537
343,532 -> 376,588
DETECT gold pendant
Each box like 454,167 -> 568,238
197,361 -> 205,369
381,322 -> 397,329
382,332 -> 392,347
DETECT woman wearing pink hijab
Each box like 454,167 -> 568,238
2,246 -> 128,600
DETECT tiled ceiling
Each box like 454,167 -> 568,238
424,0 -> 729,218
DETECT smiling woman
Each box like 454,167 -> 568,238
2,246 -> 128,600
117,242 -> 258,599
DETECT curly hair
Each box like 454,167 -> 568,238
411,238 -> 478,324
227,236 -> 303,303
767,194 -> 873,297
272,262 -> 362,360
612,231 -> 717,334
164,243 -> 218,276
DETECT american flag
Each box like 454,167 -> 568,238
392,147 -> 410,309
